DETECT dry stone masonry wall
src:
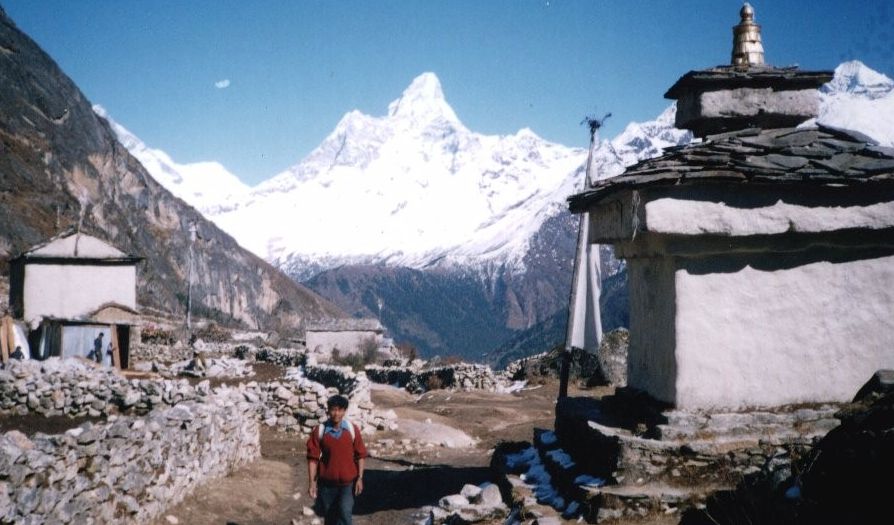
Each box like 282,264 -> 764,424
0,359 -> 384,435
254,347 -> 306,367
0,359 -> 205,418
0,355 -> 392,523
366,363 -> 511,393
0,392 -> 259,524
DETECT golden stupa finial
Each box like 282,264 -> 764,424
732,3 -> 765,67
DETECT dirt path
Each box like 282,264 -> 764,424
154,380 -> 570,525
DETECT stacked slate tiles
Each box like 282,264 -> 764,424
570,125 -> 894,210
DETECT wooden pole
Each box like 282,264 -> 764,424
0,317 -> 9,363
109,325 -> 121,369
6,317 -> 15,355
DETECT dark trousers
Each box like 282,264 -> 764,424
317,483 -> 354,525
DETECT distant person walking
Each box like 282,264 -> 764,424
306,394 -> 367,525
88,333 -> 104,363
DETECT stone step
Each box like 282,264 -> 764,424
495,439 -> 596,522
505,473 -> 570,524
578,481 -> 725,523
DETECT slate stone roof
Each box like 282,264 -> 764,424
664,66 -> 832,99
569,125 -> 894,212
306,318 -> 383,333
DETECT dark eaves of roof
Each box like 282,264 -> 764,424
568,125 -> 894,213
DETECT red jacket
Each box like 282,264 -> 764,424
306,421 -> 367,486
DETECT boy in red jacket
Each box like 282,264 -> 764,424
307,394 -> 367,525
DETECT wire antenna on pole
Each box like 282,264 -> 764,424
581,112 -> 612,138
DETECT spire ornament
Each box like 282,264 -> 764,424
732,2 -> 765,67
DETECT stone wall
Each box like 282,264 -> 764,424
365,363 -> 508,393
129,342 -> 196,364
364,365 -> 415,388
0,359 -> 204,418
250,367 -> 386,435
0,358 -> 384,436
130,341 -> 310,370
0,391 -> 258,524
254,347 -> 306,367
304,365 -> 368,400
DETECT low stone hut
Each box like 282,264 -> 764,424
305,318 -> 384,357
8,231 -> 141,368
569,4 -> 894,411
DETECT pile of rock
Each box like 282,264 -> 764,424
421,483 -> 508,524
0,391 -> 259,524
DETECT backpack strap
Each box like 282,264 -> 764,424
317,419 -> 356,441
344,418 -> 355,441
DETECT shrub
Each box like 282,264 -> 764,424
141,325 -> 176,345
395,342 -> 418,362
330,339 -> 380,372
360,336 -> 379,364
194,322 -> 231,343
440,355 -> 463,366
426,374 -> 444,390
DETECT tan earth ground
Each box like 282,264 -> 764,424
152,377 -> 577,525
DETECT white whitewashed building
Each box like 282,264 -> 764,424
568,5 -> 894,410
305,318 -> 384,357
8,231 -> 141,368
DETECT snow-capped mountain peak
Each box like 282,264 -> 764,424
102,61 -> 893,283
822,60 -> 894,99
818,61 -> 894,147
387,72 -> 460,125
93,105 -> 250,211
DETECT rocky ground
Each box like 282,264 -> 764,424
151,375 -> 570,525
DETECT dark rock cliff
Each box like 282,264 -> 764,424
0,8 -> 344,332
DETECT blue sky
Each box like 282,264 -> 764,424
4,1 -> 892,185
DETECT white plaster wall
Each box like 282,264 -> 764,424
645,197 -> 894,236
23,264 -> 136,326
306,330 -> 380,356
673,253 -> 894,410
